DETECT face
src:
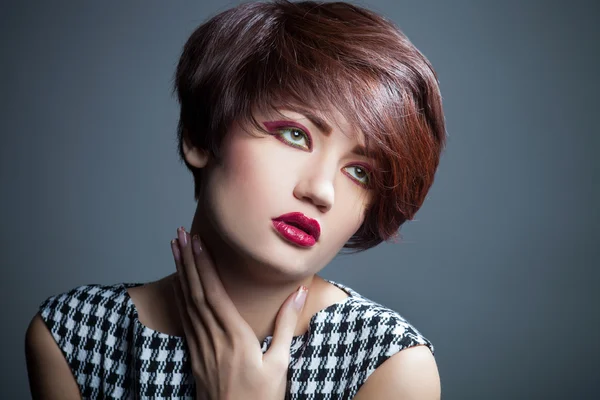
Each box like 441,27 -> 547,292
192,108 -> 373,281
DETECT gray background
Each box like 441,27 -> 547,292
1,0 -> 598,399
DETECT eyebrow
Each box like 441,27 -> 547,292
350,144 -> 367,157
297,111 -> 368,158
301,112 -> 333,135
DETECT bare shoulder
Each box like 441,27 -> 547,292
353,345 -> 441,400
25,313 -> 81,399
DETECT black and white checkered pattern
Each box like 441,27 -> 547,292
40,280 -> 433,399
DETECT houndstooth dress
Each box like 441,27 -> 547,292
39,279 -> 434,399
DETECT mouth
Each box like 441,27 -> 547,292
272,212 -> 321,247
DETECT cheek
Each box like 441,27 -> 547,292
221,137 -> 290,196
342,198 -> 368,237
321,191 -> 369,252
207,135 -> 292,227
213,133 -> 261,193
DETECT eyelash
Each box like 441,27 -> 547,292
275,127 -> 312,151
342,165 -> 371,187
273,126 -> 372,188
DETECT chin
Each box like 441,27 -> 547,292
259,246 -> 316,275
238,238 -> 326,280
209,217 -> 336,279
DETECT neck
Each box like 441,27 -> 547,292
188,211 -> 324,343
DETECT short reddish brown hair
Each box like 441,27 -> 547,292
175,0 -> 446,252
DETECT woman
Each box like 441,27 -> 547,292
26,1 -> 446,398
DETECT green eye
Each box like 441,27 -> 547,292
278,128 -> 310,150
343,165 -> 370,186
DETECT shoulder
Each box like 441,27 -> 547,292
39,282 -> 136,315
38,283 -> 139,340
25,313 -> 81,399
353,344 -> 440,400
322,281 -> 437,396
331,282 -> 435,355
26,282 -> 142,399
37,281 -> 142,350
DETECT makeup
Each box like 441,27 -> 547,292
263,120 -> 313,150
342,162 -> 372,187
272,212 -> 321,247
263,120 -> 311,135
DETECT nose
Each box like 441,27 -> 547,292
293,161 -> 335,212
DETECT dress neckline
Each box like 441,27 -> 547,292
121,279 -> 359,343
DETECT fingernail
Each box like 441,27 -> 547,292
177,227 -> 187,246
171,239 -> 181,262
192,234 -> 202,255
293,286 -> 308,311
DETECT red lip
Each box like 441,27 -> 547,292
272,212 -> 321,247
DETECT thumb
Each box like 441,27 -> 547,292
265,286 -> 308,361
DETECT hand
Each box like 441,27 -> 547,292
170,227 -> 308,400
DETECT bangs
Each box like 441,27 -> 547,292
175,1 -> 446,252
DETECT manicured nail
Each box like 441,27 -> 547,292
192,234 -> 202,255
177,226 -> 187,246
171,239 -> 181,262
294,286 -> 308,311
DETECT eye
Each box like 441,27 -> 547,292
276,127 -> 311,151
343,165 -> 371,187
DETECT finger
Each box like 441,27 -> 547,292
175,230 -> 225,342
191,234 -> 255,341
265,286 -> 308,363
172,236 -> 204,327
176,227 -> 206,312
172,243 -> 220,377
171,274 -> 204,374
171,238 -> 206,344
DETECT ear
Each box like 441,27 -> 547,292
182,130 -> 210,168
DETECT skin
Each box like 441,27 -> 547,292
24,107 -> 440,399
172,108 -> 440,398
171,228 -> 309,399
180,108 -> 373,342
